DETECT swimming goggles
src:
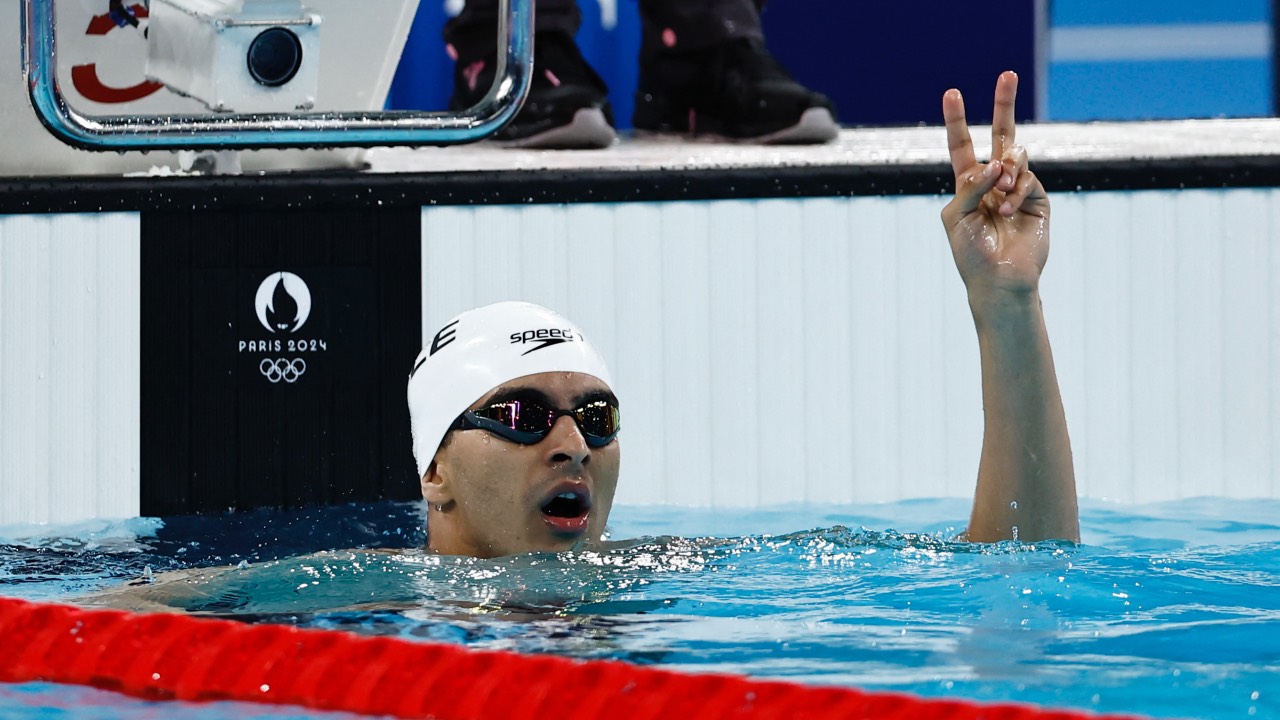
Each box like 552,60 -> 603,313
450,392 -> 621,448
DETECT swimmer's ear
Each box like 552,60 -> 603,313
420,458 -> 453,506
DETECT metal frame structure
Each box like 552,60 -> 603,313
20,0 -> 534,150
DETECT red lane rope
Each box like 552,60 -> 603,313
0,597 -> 1147,719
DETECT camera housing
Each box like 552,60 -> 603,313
146,0 -> 322,113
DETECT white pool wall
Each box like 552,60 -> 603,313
420,190 -> 1280,507
0,214 -> 140,524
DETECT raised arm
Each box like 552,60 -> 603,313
941,72 -> 1079,543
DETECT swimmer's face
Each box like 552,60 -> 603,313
422,371 -> 620,558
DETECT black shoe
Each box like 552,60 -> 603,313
633,38 -> 838,144
448,31 -> 617,149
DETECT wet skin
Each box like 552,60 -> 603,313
421,371 -> 621,558
941,72 -> 1079,543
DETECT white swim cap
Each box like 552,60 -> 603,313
408,301 -> 614,479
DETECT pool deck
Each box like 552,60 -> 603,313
365,117 -> 1280,175
1,118 -> 1279,214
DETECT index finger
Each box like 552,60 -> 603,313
943,88 -> 976,180
990,71 -> 1018,162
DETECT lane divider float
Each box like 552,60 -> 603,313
0,597 -> 1147,719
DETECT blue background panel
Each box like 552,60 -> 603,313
385,7 -> 451,112
761,2 -> 1035,127
1052,0 -> 1270,26
1050,60 -> 1273,121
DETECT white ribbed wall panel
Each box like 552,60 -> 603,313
422,190 -> 1279,506
0,214 -> 140,524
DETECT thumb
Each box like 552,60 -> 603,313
945,161 -> 1001,222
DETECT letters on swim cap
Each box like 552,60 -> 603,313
407,301 -> 614,479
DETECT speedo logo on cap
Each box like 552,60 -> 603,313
511,328 -> 580,356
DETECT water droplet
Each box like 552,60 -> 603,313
1009,501 -> 1018,509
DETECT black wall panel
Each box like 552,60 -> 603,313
140,207 -> 422,516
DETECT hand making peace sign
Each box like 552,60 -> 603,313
940,71 -> 1050,303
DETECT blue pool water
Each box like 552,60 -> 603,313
1,498 -> 1277,720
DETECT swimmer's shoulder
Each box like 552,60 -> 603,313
83,548 -> 399,612
82,564 -> 242,613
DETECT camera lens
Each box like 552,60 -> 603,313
247,28 -> 303,87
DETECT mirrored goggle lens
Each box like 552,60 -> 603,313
573,399 -> 621,445
469,398 -> 620,446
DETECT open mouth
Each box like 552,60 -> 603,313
540,486 -> 592,535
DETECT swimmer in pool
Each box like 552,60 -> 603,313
411,70 -> 1078,558
88,71 -> 1076,614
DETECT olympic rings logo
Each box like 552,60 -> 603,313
260,358 -> 307,384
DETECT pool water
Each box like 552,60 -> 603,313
1,498 -> 1277,720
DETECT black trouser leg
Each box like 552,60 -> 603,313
637,0 -> 764,54
446,0 -> 768,59
631,0 -> 835,141
443,0 -> 582,61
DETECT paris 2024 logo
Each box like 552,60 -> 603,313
239,272 -> 328,384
